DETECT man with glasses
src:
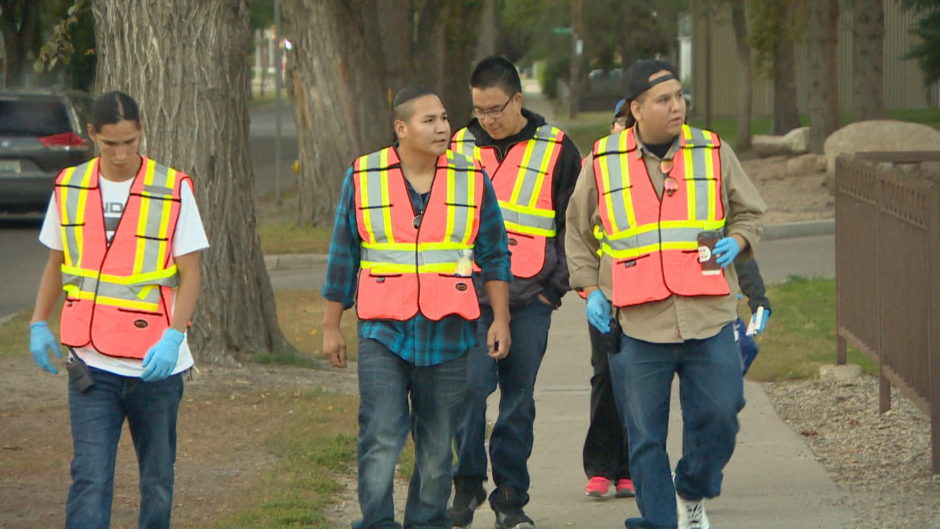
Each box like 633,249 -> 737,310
566,60 -> 766,529
449,56 -> 582,529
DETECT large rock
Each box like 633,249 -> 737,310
824,119 -> 940,177
753,126 -> 810,157
786,153 -> 827,176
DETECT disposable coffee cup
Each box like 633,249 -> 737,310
697,230 -> 723,275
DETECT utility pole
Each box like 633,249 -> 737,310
273,0 -> 283,206
569,0 -> 582,119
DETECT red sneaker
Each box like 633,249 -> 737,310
584,476 -> 612,497
615,478 -> 636,497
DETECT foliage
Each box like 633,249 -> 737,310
746,0 -> 808,76
250,0 -> 275,30
34,0 -> 90,73
899,0 -> 940,83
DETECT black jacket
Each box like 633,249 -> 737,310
464,109 -> 581,308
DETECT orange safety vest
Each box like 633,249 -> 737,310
451,124 -> 564,278
54,157 -> 190,359
353,147 -> 484,321
593,124 -> 729,308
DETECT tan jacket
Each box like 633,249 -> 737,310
565,128 -> 767,343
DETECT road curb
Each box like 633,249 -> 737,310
262,218 -> 837,271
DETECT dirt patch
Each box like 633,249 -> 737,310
0,353 -> 357,529
740,154 -> 834,225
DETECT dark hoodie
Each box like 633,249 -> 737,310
463,108 -> 582,308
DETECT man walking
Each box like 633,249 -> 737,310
320,85 -> 512,529
566,60 -> 766,529
449,56 -> 581,529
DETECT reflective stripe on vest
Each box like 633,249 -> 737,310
593,125 -> 729,306
353,147 -> 483,321
55,157 -> 187,358
451,124 -> 564,278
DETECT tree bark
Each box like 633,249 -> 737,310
771,0 -> 800,135
376,0 -> 413,96
281,0 -> 390,226
1,0 -> 39,87
730,0 -> 752,151
92,0 -> 292,364
852,0 -> 884,121
806,0 -> 839,153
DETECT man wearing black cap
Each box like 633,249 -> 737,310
566,60 -> 767,529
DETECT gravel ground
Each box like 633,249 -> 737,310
764,376 -> 940,529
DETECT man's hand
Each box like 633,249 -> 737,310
714,236 -> 745,268
487,318 -> 511,360
322,325 -> 347,368
29,321 -> 62,374
586,290 -> 612,333
141,328 -> 184,382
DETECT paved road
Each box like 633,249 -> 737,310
0,103 -> 299,320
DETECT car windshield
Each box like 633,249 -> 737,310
0,99 -> 72,137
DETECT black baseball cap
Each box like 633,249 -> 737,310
623,59 -> 679,105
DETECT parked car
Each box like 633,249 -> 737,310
0,90 -> 92,213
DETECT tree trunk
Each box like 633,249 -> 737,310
92,0 -> 292,364
1,0 -> 39,87
730,0 -> 752,152
806,0 -> 839,154
439,2 -> 482,128
771,0 -> 800,136
852,0 -> 884,121
281,0 -> 390,226
474,0 -> 498,62
376,0 -> 413,97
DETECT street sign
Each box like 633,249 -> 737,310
553,27 -> 573,35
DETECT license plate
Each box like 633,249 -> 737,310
0,160 -> 20,173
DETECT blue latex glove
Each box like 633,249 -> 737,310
747,307 -> 771,336
140,328 -> 185,382
29,321 -> 62,374
713,237 -> 741,268
586,290 -> 612,333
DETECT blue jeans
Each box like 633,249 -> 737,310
66,366 -> 184,529
355,339 -> 468,529
453,299 -> 552,510
608,324 -> 743,529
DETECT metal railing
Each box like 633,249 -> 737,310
835,151 -> 940,473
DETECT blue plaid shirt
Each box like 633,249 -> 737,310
321,163 -> 512,366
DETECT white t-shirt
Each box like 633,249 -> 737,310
39,175 -> 210,377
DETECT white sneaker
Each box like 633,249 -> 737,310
676,494 -> 710,529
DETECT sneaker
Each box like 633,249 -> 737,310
584,476 -> 612,498
614,478 -> 636,498
676,494 -> 710,529
494,507 -> 535,529
449,480 -> 486,529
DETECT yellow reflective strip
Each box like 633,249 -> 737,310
157,168 -> 176,267
358,155 -> 376,245
510,140 -> 537,204
362,241 -> 414,251
74,163 -> 95,265
461,170 -> 475,246
94,295 -> 160,312
62,284 -> 79,296
601,240 -> 699,259
136,285 -> 155,300
504,221 -> 555,237
682,124 -> 692,143
59,170 -> 74,266
683,147 -> 695,219
444,162 -> 456,242
598,137 -> 618,234
134,161 -> 156,275
379,150 -> 395,244
620,135 -> 637,228
360,262 -> 414,274
417,241 -> 472,251
98,266 -> 178,285
417,263 -> 459,274
705,139 -> 717,220
528,140 -> 555,208
499,201 -> 553,218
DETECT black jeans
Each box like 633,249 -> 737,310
582,321 -> 630,480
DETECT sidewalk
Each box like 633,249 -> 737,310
463,293 -> 858,529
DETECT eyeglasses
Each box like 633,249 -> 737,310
472,93 -> 515,120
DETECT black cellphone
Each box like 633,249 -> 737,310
65,348 -> 95,392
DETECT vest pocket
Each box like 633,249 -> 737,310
662,250 -> 730,296
356,270 -> 418,320
506,231 -> 546,279
90,303 -> 168,359
611,253 -> 668,307
420,274 -> 479,320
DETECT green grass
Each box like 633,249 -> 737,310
271,290 -> 360,364
256,186 -> 333,255
743,277 -> 877,381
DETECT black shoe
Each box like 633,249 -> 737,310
494,507 -> 534,529
449,479 -> 486,529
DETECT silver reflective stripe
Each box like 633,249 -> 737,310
445,154 -> 475,243
362,246 -> 413,265
358,149 -> 394,243
512,125 -> 559,207
596,135 -> 632,233
363,246 -> 467,267
97,281 -> 162,306
684,144 -> 713,220
453,128 -> 476,159
138,163 -> 175,274
499,205 -> 555,231
60,161 -> 95,266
